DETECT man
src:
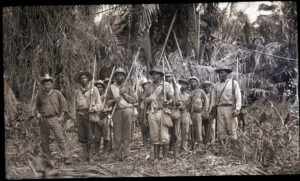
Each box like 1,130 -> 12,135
103,77 -> 114,152
137,79 -> 151,151
94,80 -> 112,156
211,67 -> 241,143
72,71 -> 102,162
165,71 -> 181,158
35,74 -> 71,165
187,76 -> 209,150
178,79 -> 192,151
145,66 -> 174,161
202,81 -> 215,144
106,67 -> 137,161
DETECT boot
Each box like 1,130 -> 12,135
95,142 -> 100,157
82,144 -> 89,162
162,144 -> 168,158
103,140 -> 109,153
154,145 -> 159,160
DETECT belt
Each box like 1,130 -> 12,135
42,115 -> 58,119
218,104 -> 233,107
191,111 -> 201,113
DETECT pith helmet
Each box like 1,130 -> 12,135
114,67 -> 126,76
94,80 -> 106,88
188,76 -> 199,83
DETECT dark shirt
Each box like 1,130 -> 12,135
36,89 -> 68,117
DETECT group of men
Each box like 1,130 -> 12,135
35,65 -> 243,165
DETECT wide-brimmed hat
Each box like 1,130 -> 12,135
215,66 -> 232,73
75,71 -> 93,83
188,76 -> 199,83
178,78 -> 188,85
114,67 -> 126,76
165,71 -> 172,77
202,81 -> 213,86
94,80 -> 106,88
40,74 -> 54,84
149,66 -> 164,76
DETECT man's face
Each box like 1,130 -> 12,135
165,76 -> 172,83
115,73 -> 125,83
96,84 -> 105,93
203,85 -> 211,93
218,70 -> 228,82
189,79 -> 198,89
43,81 -> 53,92
152,72 -> 162,83
80,74 -> 89,87
179,83 -> 188,90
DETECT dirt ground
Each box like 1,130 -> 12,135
5,99 -> 299,178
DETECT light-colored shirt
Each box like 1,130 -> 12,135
212,78 -> 242,111
188,88 -> 209,112
73,83 -> 102,116
107,82 -> 137,109
146,81 -> 174,110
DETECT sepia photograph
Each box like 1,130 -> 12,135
3,2 -> 299,178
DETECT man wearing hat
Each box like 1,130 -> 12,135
106,67 -> 137,161
202,81 -> 215,144
137,78 -> 151,151
178,79 -> 192,151
211,67 -> 241,143
186,76 -> 209,150
165,71 -> 181,158
35,74 -> 71,165
94,80 -> 112,156
103,77 -> 114,152
145,66 -> 174,161
72,71 -> 102,162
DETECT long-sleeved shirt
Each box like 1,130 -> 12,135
187,88 -> 209,112
36,89 -> 68,117
146,81 -> 174,111
106,82 -> 137,109
211,78 -> 242,111
179,89 -> 190,110
73,83 -> 102,116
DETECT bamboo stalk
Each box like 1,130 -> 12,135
30,79 -> 37,116
172,30 -> 183,61
157,10 -> 178,65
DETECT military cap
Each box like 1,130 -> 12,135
178,79 -> 188,85
74,71 -> 93,83
94,80 -> 106,88
114,67 -> 126,76
149,66 -> 164,76
215,66 -> 232,73
40,74 -> 54,84
188,76 -> 199,83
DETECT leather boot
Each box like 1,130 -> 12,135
162,144 -> 168,158
82,144 -> 89,162
103,140 -> 109,153
95,142 -> 100,157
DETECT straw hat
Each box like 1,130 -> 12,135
188,76 -> 199,83
74,71 -> 92,83
215,66 -> 232,73
40,74 -> 54,84
94,80 -> 106,88
114,67 -> 126,76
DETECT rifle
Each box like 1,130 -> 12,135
90,54 -> 97,111
102,66 -> 116,110
110,48 -> 141,118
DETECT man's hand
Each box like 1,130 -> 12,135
114,97 -> 122,103
119,90 -> 125,97
36,113 -> 41,119
232,109 -> 240,117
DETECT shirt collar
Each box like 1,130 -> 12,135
43,89 -> 53,96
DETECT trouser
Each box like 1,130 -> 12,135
217,106 -> 238,140
148,109 -> 170,145
238,113 -> 247,132
208,118 -> 216,142
139,108 -> 149,149
181,110 -> 191,150
202,118 -> 209,144
77,113 -> 93,144
112,107 -> 133,159
39,116 -> 68,159
190,112 -> 203,144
